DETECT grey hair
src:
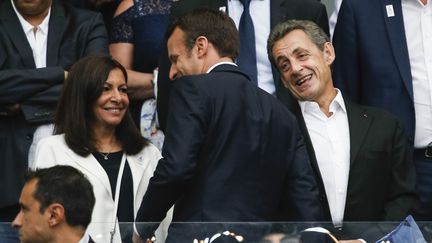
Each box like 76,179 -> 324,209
267,20 -> 330,66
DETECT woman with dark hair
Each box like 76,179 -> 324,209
32,55 -> 171,243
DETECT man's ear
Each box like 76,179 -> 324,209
47,203 -> 65,227
195,36 -> 209,58
323,42 -> 335,65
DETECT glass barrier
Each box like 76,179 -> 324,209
2,221 -> 432,242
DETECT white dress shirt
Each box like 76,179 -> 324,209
11,0 -> 55,165
402,0 -> 432,148
227,0 -> 275,95
78,232 -> 90,243
299,90 -> 350,227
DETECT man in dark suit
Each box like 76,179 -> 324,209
0,0 -> 108,230
268,20 -> 418,242
12,165 -> 96,243
332,0 -> 432,220
156,0 -> 330,132
136,9 -> 322,242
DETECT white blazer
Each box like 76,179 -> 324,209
33,134 -> 172,243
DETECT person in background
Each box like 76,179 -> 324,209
155,0 -> 330,132
268,19 -> 418,242
332,0 -> 432,221
109,0 -> 172,150
33,56 -> 171,243
12,165 -> 96,243
135,8 -> 322,242
0,0 -> 108,241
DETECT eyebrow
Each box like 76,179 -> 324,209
19,202 -> 28,210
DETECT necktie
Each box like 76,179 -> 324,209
237,0 -> 258,84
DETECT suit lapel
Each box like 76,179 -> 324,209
127,152 -> 151,212
65,149 -> 113,198
0,1 -> 35,68
46,0 -> 66,66
345,99 -> 373,166
380,0 -> 413,100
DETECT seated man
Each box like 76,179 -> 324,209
267,20 -> 418,242
12,165 -> 95,243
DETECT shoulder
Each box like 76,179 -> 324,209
113,0 -> 134,18
55,1 -> 103,21
38,134 -> 67,148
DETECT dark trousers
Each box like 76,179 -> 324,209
413,151 -> 432,220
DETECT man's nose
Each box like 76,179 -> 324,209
11,211 -> 22,228
169,65 -> 179,80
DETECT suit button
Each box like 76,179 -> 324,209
26,134 -> 32,140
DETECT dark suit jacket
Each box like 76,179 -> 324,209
0,0 -> 108,209
332,0 -> 415,143
136,64 -> 323,238
156,0 -> 329,131
291,98 -> 418,239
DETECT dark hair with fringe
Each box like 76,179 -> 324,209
55,55 -> 147,156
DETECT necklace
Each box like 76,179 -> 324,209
99,152 -> 111,160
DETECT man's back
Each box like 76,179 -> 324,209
138,64 -> 321,223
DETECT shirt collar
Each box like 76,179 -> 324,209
78,232 -> 90,243
206,61 -> 237,73
11,0 -> 51,35
299,88 -> 347,114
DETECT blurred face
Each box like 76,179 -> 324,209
12,179 -> 52,243
272,29 -> 334,103
167,27 -> 203,80
13,0 -> 52,18
92,68 -> 129,129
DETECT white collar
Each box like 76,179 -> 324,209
11,0 -> 51,35
299,88 -> 347,114
206,61 -> 237,73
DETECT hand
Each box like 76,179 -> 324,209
132,232 -> 144,243
4,103 -> 21,115
132,232 -> 157,243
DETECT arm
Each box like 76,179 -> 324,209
284,123 -> 323,221
135,78 -> 207,234
0,66 -> 64,105
110,43 -> 155,99
383,120 -> 418,220
109,0 -> 154,100
332,0 -> 361,102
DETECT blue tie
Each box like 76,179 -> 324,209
237,0 -> 258,84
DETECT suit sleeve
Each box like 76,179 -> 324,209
332,0 -> 361,102
383,120 -> 418,220
315,2 -> 330,37
283,122 -> 324,221
136,78 -> 207,230
0,12 -> 107,106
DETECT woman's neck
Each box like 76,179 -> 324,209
93,126 -> 121,152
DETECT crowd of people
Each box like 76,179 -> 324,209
0,0 -> 431,242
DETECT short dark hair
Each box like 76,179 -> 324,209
267,20 -> 330,66
166,8 -> 239,59
55,55 -> 147,156
26,165 -> 95,228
